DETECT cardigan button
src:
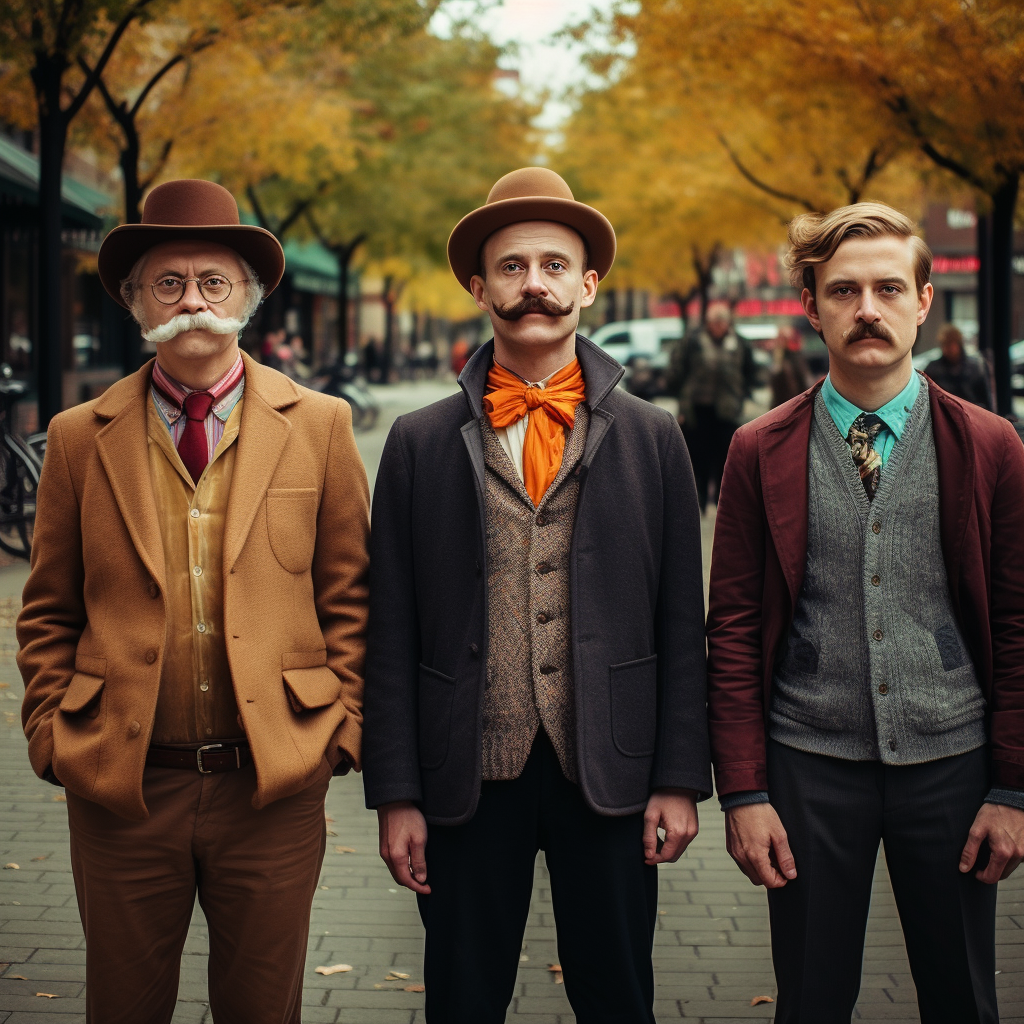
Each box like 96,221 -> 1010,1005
878,683 -> 888,695
871,575 -> 880,587
872,629 -> 883,641
871,521 -> 881,534
535,513 -> 547,526
536,612 -> 549,624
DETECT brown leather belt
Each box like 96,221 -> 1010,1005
146,743 -> 251,774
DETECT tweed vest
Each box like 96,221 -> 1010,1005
480,405 -> 589,782
769,380 -> 987,764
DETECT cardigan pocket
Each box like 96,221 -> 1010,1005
267,488 -> 318,573
417,664 -> 456,770
609,654 -> 658,757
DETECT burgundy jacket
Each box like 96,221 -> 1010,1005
707,379 -> 1024,795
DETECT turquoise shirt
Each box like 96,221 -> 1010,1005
820,372 -> 921,466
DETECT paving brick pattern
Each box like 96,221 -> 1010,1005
1,381 -> 1022,1021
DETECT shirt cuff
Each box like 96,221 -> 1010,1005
719,790 -> 770,811
983,787 -> 1024,812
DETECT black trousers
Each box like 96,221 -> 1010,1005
417,732 -> 658,1023
766,740 -> 998,1024
682,403 -> 737,512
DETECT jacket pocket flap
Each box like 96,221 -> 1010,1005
61,672 -> 105,713
282,649 -> 328,671
283,666 -> 342,710
74,654 -> 106,677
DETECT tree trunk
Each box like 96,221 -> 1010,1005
990,174 -> 1019,416
33,59 -> 68,427
382,275 -> 394,382
330,235 -> 366,361
975,209 -> 992,356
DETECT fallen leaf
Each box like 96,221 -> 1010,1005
326,830 -> 338,837
3,863 -> 18,870
386,971 -> 410,980
404,984 -> 425,992
9,974 -> 27,980
314,964 -> 353,976
519,954 -> 529,962
325,815 -> 335,823
36,993 -> 59,998
334,845 -> 356,854
31,854 -> 50,862
751,995 -> 775,1006
53,794 -> 66,802
548,964 -> 563,985
0,681 -> 8,688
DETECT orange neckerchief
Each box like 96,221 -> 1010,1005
483,358 -> 586,507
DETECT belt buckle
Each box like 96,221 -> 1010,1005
196,743 -> 224,774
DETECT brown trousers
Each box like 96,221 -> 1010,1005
67,763 -> 330,1024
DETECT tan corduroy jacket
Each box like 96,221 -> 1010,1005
17,353 -> 370,820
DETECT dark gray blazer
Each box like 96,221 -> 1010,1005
362,335 -> 711,825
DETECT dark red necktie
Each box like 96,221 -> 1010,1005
178,391 -> 214,483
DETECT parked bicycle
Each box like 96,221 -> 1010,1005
307,360 -> 380,432
0,365 -> 44,560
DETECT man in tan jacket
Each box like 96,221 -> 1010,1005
17,179 -> 370,1024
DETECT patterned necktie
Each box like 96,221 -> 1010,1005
847,412 -> 884,499
178,391 -> 214,484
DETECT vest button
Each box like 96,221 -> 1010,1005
873,629 -> 883,641
540,664 -> 557,675
872,521 -> 881,534
535,513 -> 547,526
871,575 -> 880,586
878,683 -> 888,695
536,612 -> 549,624
536,562 -> 552,575
145,648 -> 158,664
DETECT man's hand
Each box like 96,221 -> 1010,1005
643,789 -> 699,865
960,803 -> 1024,884
377,800 -> 431,895
725,802 -> 797,888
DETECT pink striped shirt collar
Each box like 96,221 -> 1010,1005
151,354 -> 244,422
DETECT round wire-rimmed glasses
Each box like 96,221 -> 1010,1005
150,275 -> 241,304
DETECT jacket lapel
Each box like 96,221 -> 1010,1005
93,362 -> 166,590
757,388 -> 817,609
223,354 -> 301,572
928,380 -> 973,612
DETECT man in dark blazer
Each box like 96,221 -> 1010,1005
707,202 -> 1024,1023
362,167 -> 711,1024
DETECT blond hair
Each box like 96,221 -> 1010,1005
785,202 -> 932,295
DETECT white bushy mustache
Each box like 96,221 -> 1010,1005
142,310 -> 248,345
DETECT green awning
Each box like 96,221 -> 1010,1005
0,136 -> 110,228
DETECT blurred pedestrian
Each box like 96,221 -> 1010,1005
769,325 -> 813,407
17,179 -> 370,1024
668,302 -> 758,512
924,323 -> 992,409
363,167 -> 710,1024
708,202 -> 1024,1024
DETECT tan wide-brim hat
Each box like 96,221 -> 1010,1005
98,179 -> 285,307
447,167 -> 616,291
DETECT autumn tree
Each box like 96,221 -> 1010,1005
0,0 -> 172,424
603,0 -> 1024,410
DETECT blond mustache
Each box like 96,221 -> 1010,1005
143,310 -> 248,345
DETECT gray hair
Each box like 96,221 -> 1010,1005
120,251 -> 265,333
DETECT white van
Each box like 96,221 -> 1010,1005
587,318 -> 684,370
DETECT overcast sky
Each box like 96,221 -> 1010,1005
432,0 -> 620,129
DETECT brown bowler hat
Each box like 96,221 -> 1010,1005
98,179 -> 285,307
447,167 -> 616,291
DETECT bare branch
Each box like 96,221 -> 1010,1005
140,138 -> 174,190
66,0 -> 159,121
130,52 -> 184,117
246,185 -> 273,232
716,133 -> 818,212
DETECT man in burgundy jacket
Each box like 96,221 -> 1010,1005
707,202 -> 1024,1023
